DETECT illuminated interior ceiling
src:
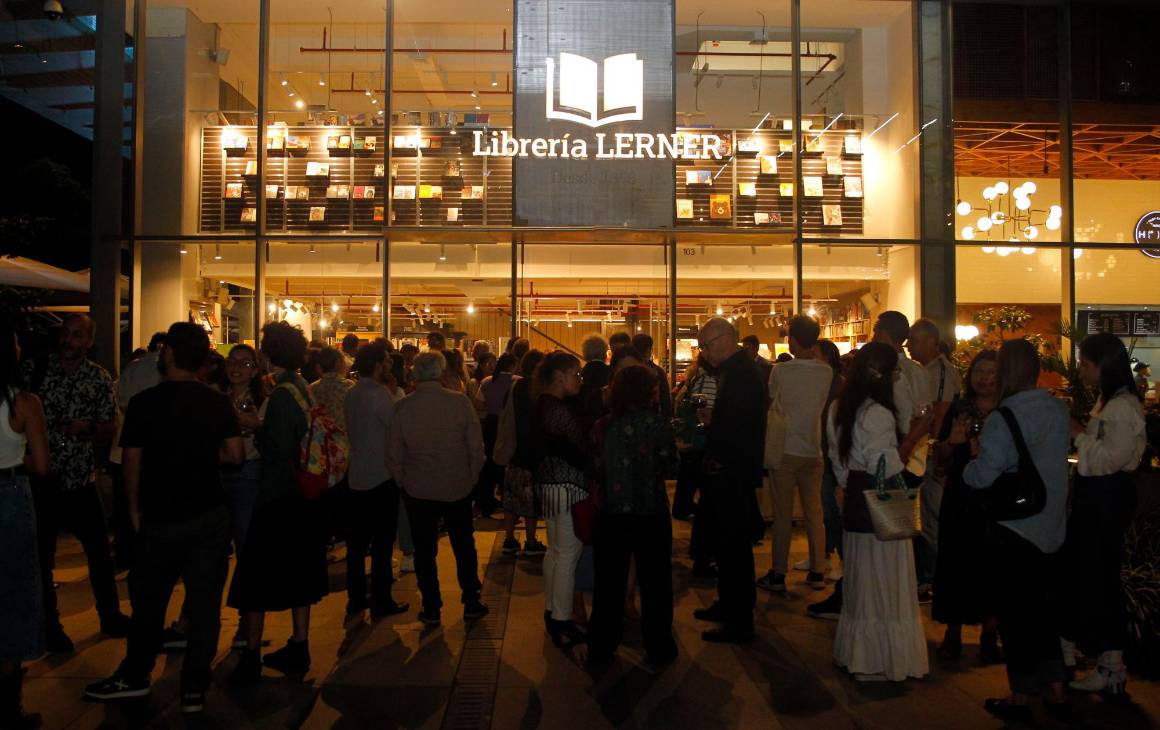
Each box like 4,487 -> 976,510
954,122 -> 1160,180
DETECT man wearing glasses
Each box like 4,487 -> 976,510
690,318 -> 766,644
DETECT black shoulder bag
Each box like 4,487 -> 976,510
973,406 -> 1047,521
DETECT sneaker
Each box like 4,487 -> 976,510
692,602 -> 726,623
806,571 -> 826,589
84,672 -> 151,701
807,591 -> 842,620
1069,666 -> 1128,696
160,627 -> 188,651
45,625 -> 74,654
501,537 -> 521,555
418,608 -> 442,626
523,539 -> 547,556
793,558 -> 811,571
231,632 -> 248,650
756,571 -> 786,593
399,554 -> 415,574
262,640 -> 310,676
463,600 -> 490,620
916,586 -> 933,605
370,599 -> 411,619
180,691 -> 205,714
99,613 -> 132,639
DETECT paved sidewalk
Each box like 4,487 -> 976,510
23,513 -> 1160,729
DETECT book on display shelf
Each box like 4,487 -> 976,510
446,207 -> 459,222
373,164 -> 386,178
339,135 -> 352,149
224,182 -> 243,199
676,198 -> 694,219
357,186 -> 376,200
418,185 -> 443,199
391,163 -> 400,178
826,156 -> 844,175
267,134 -> 285,150
353,138 -> 365,151
306,162 -> 330,177
737,139 -> 761,154
286,135 -> 309,151
844,135 -> 862,155
462,185 -> 484,200
265,185 -> 280,199
754,212 -> 770,225
394,185 -> 416,200
843,176 -> 863,198
327,136 -> 339,149
685,169 -> 712,186
779,182 -> 794,197
445,160 -> 461,177
778,139 -> 793,153
223,135 -> 249,152
365,136 -> 377,151
392,135 -> 419,150
759,155 -> 777,175
803,176 -> 824,197
822,204 -> 843,226
240,207 -> 257,223
805,138 -> 823,154
309,206 -> 326,222
709,194 -> 731,220
244,160 -> 258,176
373,206 -> 385,222
738,182 -> 757,197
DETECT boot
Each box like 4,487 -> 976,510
0,669 -> 41,730
262,639 -> 310,676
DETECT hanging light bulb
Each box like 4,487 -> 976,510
280,75 -> 288,86
1049,205 -> 1063,219
365,87 -> 372,96
268,302 -> 277,314
991,211 -> 1006,224
807,306 -> 817,317
466,302 -> 475,314
331,302 -> 339,313
956,201 -> 971,216
308,243 -> 317,254
1021,246 -> 1037,254
470,89 -> 478,98
982,186 -> 997,201
1015,196 -> 1031,211
961,226 -> 975,240
490,73 -> 498,87
981,246 -> 996,254
1025,226 -> 1039,240
715,304 -> 723,316
1012,184 -> 1028,199
977,216 -> 993,232
1046,216 -> 1061,231
213,244 -> 222,260
1023,181 -> 1037,194
438,244 -> 447,261
1074,248 -> 1084,260
295,99 -> 304,109
372,301 -> 381,313
319,319 -> 329,330
994,181 -> 1009,195
318,73 -> 326,86
996,247 -> 1014,257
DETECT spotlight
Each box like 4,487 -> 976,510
466,302 -> 475,314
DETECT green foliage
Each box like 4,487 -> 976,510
1124,508 -> 1160,676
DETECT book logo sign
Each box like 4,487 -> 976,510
545,53 -> 643,128
1133,211 -> 1160,259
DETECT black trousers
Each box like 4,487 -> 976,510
672,449 -> 703,518
706,475 -> 756,632
345,480 -> 401,607
990,524 -> 1065,695
1061,473 -> 1136,655
403,493 -> 482,612
108,464 -> 136,570
119,505 -> 230,694
31,477 -> 122,629
472,415 -> 502,514
589,512 -> 677,661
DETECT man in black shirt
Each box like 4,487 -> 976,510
632,333 -> 674,421
692,318 -> 766,644
85,323 -> 243,714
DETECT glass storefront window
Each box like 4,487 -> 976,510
955,244 -> 1064,347
1074,248 -> 1160,390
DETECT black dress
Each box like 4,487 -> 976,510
931,397 -> 991,626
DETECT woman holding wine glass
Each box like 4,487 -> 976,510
221,344 -> 267,553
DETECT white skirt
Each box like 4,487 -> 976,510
834,532 -> 930,682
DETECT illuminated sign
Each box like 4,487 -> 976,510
472,130 -> 723,160
546,53 -> 643,127
1134,211 -> 1160,259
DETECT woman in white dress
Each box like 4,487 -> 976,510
826,342 -> 931,682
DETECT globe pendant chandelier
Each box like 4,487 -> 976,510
956,179 -> 1062,256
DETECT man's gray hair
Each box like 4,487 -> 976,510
412,351 -> 446,382
581,334 -> 608,363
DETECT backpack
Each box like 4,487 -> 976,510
277,381 -> 350,500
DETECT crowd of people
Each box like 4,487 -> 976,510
0,308 -> 1148,725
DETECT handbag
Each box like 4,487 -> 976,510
863,454 -> 922,541
972,406 -> 1047,521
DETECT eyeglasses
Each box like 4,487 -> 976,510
229,360 -> 257,370
697,332 -> 729,349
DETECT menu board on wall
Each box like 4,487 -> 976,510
1080,309 -> 1160,337
513,0 -> 674,227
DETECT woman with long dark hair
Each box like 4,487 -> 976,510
825,342 -> 930,682
964,339 -> 1070,722
1062,333 -> 1145,696
228,322 -> 328,683
533,351 -> 589,647
499,350 -> 546,554
588,365 -> 679,665
0,322 -> 50,728
932,350 -> 1001,662
220,344 -> 267,553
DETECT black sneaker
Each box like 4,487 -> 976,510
84,672 -> 151,701
501,537 -> 521,555
463,600 -> 489,620
756,571 -> 786,593
807,591 -> 842,620
160,627 -> 188,651
180,691 -> 206,714
45,625 -> 74,654
806,571 -> 826,589
418,608 -> 442,626
262,640 -> 310,676
99,613 -> 132,639
523,539 -> 547,556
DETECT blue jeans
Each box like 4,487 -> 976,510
0,473 -> 43,659
821,458 -> 843,560
222,460 -> 261,553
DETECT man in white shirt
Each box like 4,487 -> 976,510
906,318 -> 964,591
757,315 -> 834,593
873,311 -> 932,479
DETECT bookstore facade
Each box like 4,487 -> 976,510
116,0 -> 1160,375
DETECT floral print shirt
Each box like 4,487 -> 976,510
594,409 -> 677,516
26,355 -> 116,490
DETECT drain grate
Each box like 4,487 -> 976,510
442,685 -> 494,730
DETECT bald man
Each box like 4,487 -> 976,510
691,318 -> 765,644
25,314 -> 127,652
